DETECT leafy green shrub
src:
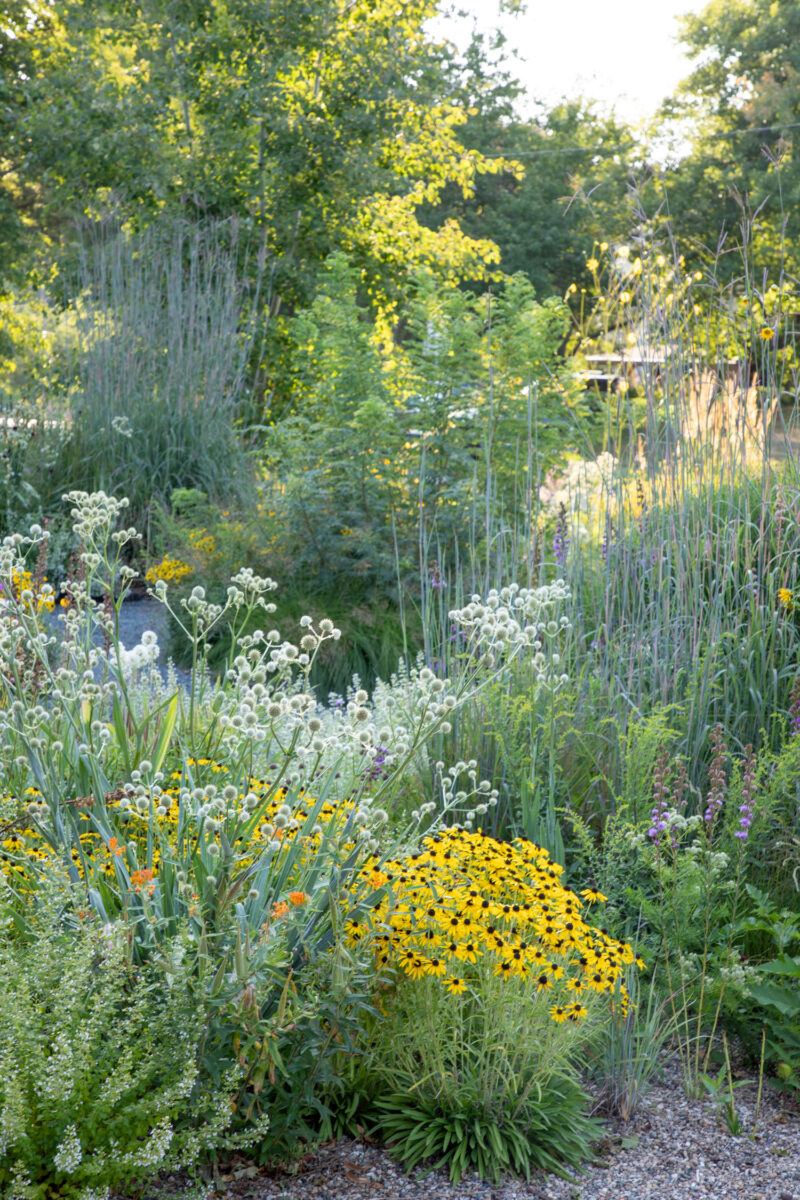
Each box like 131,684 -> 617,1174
0,887 -> 258,1200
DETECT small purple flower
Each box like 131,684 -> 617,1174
429,563 -> 446,591
648,752 -> 670,845
734,745 -> 756,843
367,744 -> 391,781
553,502 -> 569,572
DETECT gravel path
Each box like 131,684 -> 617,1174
144,1061 -> 800,1200
45,594 -> 191,687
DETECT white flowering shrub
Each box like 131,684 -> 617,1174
0,884 -> 264,1200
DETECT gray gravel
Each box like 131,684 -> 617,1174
140,1060 -> 800,1200
45,594 -> 191,686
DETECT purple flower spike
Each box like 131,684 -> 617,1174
553,502 -> 570,573
735,745 -> 757,845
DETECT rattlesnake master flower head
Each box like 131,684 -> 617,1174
449,581 -> 571,682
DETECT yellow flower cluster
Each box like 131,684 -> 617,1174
3,569 -> 55,613
1,772 -> 640,1031
188,528 -> 217,556
144,554 -> 194,586
778,587 -> 794,612
350,828 -> 639,1021
0,765 -> 356,894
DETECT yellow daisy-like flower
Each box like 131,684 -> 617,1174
351,827 -> 638,1025
761,327 -> 774,340
145,555 -> 193,586
580,888 -> 607,904
778,587 -> 794,611
445,976 -> 467,996
586,258 -> 599,272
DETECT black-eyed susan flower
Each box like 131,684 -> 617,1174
350,827 -> 637,1023
445,976 -> 467,995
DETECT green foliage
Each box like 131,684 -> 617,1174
699,1033 -> 749,1135
266,254 -> 405,592
430,74 -> 640,297
0,292 -> 74,540
1,0 -> 510,311
743,729 -> 800,907
662,0 -> 800,277
746,956 -> 800,1093
373,1075 -> 599,1184
0,888 -> 246,1199
360,970 -> 603,1184
727,884 -> 800,1092
271,256 -> 581,579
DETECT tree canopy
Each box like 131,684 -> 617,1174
661,0 -> 800,273
0,0 -> 513,307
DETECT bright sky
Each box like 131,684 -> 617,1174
430,0 -> 709,125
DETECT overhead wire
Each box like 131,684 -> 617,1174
475,120 -> 800,159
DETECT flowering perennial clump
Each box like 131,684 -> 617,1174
0,767 -> 369,895
145,554 -> 194,586
351,827 -> 638,1021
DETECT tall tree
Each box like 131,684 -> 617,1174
1,0 -> 512,311
661,0 -> 800,274
421,29 -> 640,296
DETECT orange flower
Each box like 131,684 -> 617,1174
130,868 -> 154,892
107,837 -> 124,857
288,890 -> 307,906
272,901 -> 290,919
